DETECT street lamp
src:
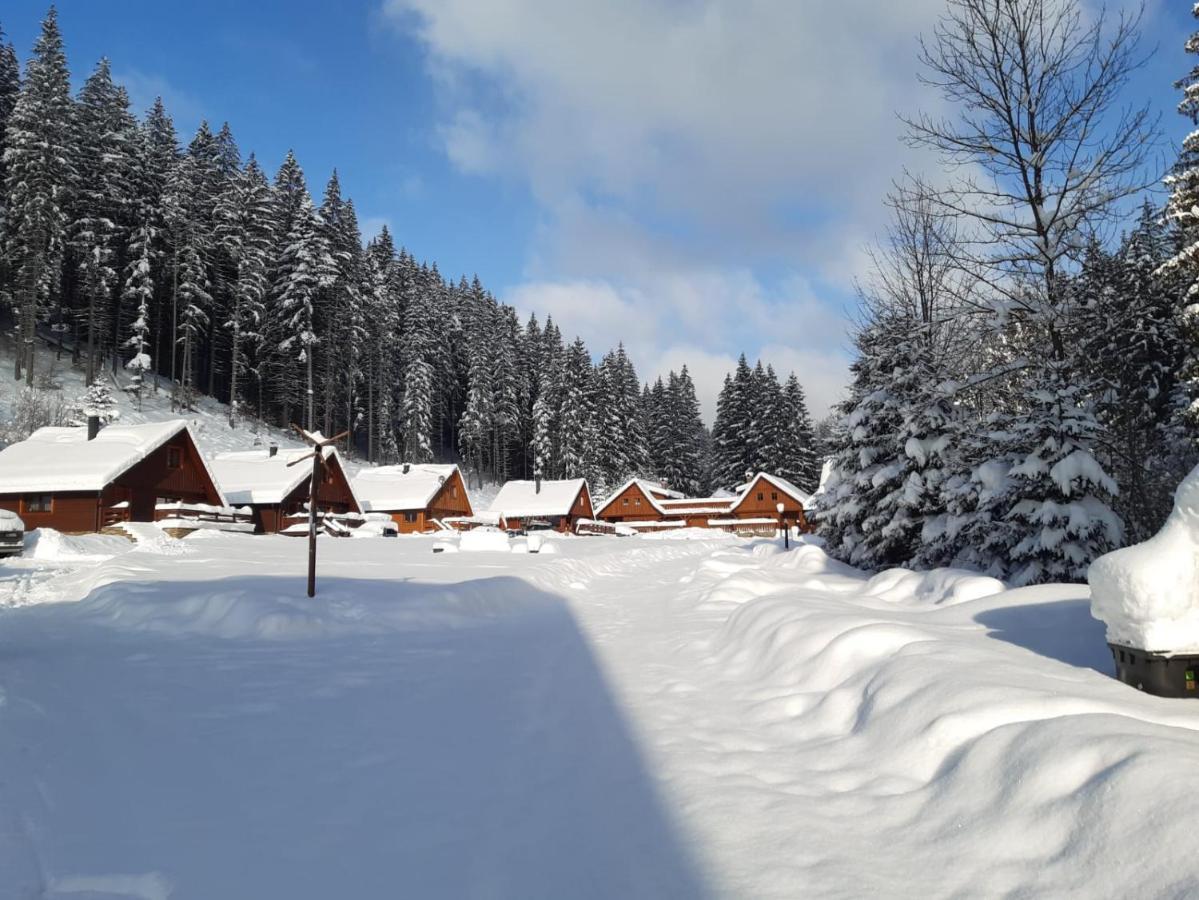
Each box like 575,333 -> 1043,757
776,501 -> 789,549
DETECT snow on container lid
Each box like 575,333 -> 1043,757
1089,462 -> 1199,654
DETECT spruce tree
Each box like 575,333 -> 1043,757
73,58 -> 136,383
1162,5 -> 1199,436
3,7 -> 76,384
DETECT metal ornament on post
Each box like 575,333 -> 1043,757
287,425 -> 350,598
776,501 -> 788,550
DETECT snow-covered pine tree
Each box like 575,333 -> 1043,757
275,194 -> 330,431
73,58 -> 137,384
0,25 -> 18,226
756,364 -> 788,476
1162,4 -> 1199,437
71,380 -> 118,426
216,154 -> 275,426
121,223 -> 153,407
711,355 -> 755,489
779,373 -> 820,491
1074,206 -> 1191,540
593,348 -> 631,491
557,337 -> 595,481
138,98 -> 179,394
1001,364 -> 1123,586
531,318 -> 565,476
815,313 -> 915,568
2,8 -> 76,385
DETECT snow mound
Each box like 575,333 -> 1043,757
23,528 -> 131,562
1089,462 -> 1199,652
458,529 -> 511,552
864,567 -> 1005,607
71,575 -> 556,640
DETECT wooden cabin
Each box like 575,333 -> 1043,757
351,463 -> 473,534
210,444 -> 361,534
709,473 -> 812,535
594,479 -> 684,526
0,419 -> 225,533
488,478 -> 593,533
593,472 -> 811,535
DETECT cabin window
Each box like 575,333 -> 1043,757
166,446 -> 182,469
24,494 -> 52,513
771,492 -> 778,501
156,496 -> 181,505
757,492 -> 764,501
405,512 -> 418,523
622,498 -> 629,506
451,486 -> 458,499
634,498 -> 641,506
324,469 -> 334,485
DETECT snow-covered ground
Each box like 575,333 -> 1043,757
0,529 -> 1197,898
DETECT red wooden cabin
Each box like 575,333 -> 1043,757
488,478 -> 593,533
0,419 -> 225,533
211,444 -> 361,534
352,463 -> 473,534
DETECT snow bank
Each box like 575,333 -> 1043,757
1089,463 -> 1199,652
863,567 -> 1005,607
458,529 -> 511,553
70,572 -> 556,640
22,528 -> 131,562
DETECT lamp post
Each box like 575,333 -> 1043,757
776,501 -> 789,549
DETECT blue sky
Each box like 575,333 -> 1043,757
2,1 -> 1192,421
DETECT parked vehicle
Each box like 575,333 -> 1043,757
0,508 -> 25,557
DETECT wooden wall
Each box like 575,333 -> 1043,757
734,478 -> 809,531
0,492 -> 102,533
595,483 -> 661,523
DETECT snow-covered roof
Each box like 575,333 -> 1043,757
488,479 -> 588,518
211,446 -> 357,507
352,464 -> 463,513
0,419 -> 206,495
596,478 -> 685,517
733,473 -> 812,510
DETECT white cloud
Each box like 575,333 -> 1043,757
380,0 -> 960,420
503,269 -> 851,424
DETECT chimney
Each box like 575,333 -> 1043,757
402,463 -> 411,475
268,444 -> 278,458
87,415 -> 100,441
535,473 -> 542,494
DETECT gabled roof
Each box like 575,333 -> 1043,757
732,472 -> 812,510
211,445 -> 358,508
488,479 -> 588,518
595,478 -> 684,517
0,419 -> 210,495
352,463 -> 464,512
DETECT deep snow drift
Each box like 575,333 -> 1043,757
0,529 -> 1197,898
1089,462 -> 1199,652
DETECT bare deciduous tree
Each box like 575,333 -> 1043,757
904,0 -> 1160,360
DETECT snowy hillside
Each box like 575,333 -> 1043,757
0,529 -> 1197,897
0,338 -> 308,459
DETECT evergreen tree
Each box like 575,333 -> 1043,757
3,7 -> 76,384
780,373 -> 820,491
557,337 -> 596,482
1161,5 -> 1199,436
216,154 -> 275,425
121,223 -> 153,406
73,58 -> 136,383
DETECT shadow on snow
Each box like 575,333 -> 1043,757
0,575 -> 710,899
974,598 -> 1113,675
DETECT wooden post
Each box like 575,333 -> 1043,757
288,425 -> 350,599
307,449 -> 320,598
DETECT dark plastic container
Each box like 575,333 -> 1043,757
1109,643 -> 1199,698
